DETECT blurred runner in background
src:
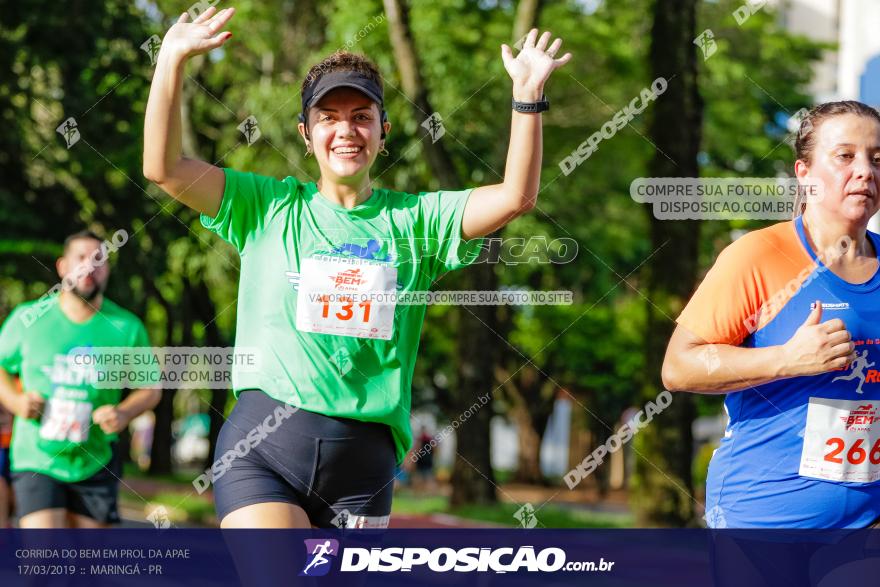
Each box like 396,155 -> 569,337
0,230 -> 161,528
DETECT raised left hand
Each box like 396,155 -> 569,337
501,29 -> 572,102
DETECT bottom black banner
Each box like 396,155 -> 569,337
2,529 -> 880,586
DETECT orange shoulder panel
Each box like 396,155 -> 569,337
677,221 -> 817,345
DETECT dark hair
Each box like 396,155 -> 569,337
792,100 -> 880,216
300,52 -> 386,142
63,229 -> 103,254
302,51 -> 383,99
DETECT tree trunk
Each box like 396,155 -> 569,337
631,0 -> 703,527
592,425 -> 612,497
496,365 -> 554,484
190,279 -> 229,471
280,0 -> 326,74
382,0 -> 459,183
148,281 -> 191,476
149,388 -> 175,475
449,262 -> 499,506
512,0 -> 542,43
514,407 -> 542,482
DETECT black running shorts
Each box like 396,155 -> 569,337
213,390 -> 396,528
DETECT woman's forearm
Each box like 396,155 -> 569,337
460,31 -> 569,239
141,8 -> 232,216
662,343 -> 789,394
143,49 -> 186,184
502,85 -> 545,211
664,305 -> 855,394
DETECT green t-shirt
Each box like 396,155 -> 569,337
0,295 -> 151,482
200,168 -> 483,463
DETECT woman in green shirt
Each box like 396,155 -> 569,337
144,6 -> 571,529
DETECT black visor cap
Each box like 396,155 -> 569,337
300,70 -> 384,123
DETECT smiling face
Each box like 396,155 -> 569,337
298,87 -> 390,186
795,113 -> 880,225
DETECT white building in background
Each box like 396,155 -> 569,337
774,0 -> 839,102
749,0 -> 880,105
830,1 -> 880,105
775,0 -> 880,230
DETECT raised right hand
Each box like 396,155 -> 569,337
161,6 -> 235,60
781,301 -> 856,377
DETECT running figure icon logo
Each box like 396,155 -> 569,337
513,503 -> 538,528
693,29 -> 717,61
140,35 -> 162,65
56,117 -> 80,149
832,349 -> 876,395
237,115 -> 261,146
300,539 -> 340,577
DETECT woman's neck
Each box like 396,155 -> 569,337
317,175 -> 374,209
802,207 -> 873,261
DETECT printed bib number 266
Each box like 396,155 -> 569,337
799,397 -> 880,483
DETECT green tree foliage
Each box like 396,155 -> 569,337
0,0 -> 826,517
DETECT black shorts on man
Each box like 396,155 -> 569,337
12,442 -> 122,524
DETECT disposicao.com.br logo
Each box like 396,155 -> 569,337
300,540 -> 615,575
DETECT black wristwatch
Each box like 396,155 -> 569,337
512,95 -> 549,113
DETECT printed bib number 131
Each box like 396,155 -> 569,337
296,258 -> 397,340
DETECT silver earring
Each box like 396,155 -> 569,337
380,145 -> 389,156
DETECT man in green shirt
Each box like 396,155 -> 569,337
0,230 -> 161,528
144,6 -> 570,529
